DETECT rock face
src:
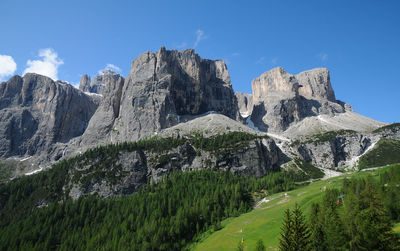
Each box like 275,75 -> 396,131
66,136 -> 286,199
287,131 -> 371,168
0,47 -> 391,182
78,74 -> 91,92
86,47 -> 240,143
79,70 -> 120,95
296,68 -> 336,102
245,67 -> 374,134
236,92 -> 253,118
78,73 -> 125,146
0,74 -> 99,158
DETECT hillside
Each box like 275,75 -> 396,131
193,164 -> 400,250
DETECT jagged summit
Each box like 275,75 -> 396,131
251,66 -> 335,102
79,70 -> 122,95
0,47 -> 393,174
237,66 -> 383,135
75,47 -> 239,150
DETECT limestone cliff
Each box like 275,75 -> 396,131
0,74 -> 99,158
238,67 -> 382,135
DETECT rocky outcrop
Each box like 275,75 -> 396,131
252,67 -> 301,101
108,47 -> 239,142
296,68 -> 336,102
90,70 -> 117,95
78,73 -> 124,146
287,131 -> 370,168
0,74 -> 99,157
236,92 -> 253,118
0,48 -> 241,166
245,67 -> 376,134
78,74 -> 91,92
79,70 -> 120,95
66,135 -> 287,199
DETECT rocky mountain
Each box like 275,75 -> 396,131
0,74 -> 99,158
0,47 -> 398,185
78,70 -> 121,95
76,47 -> 239,149
238,67 -> 383,136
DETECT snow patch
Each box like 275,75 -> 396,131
20,156 -> 32,162
348,140 -> 378,168
267,132 -> 289,142
84,92 -> 103,97
240,111 -> 250,118
204,111 -> 217,115
25,166 -> 43,176
7,155 -> 23,160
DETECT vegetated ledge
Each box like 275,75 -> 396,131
372,123 -> 400,134
284,158 -> 324,181
358,138 -> 400,170
62,131 -> 271,194
290,129 -> 357,146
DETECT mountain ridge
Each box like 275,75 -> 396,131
0,47 -> 397,180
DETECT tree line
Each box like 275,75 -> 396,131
0,168 -> 304,250
278,166 -> 400,251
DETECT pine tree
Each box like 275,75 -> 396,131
356,178 -> 400,250
291,203 -> 311,251
309,203 -> 326,251
323,206 -> 347,251
255,239 -> 266,251
279,208 -> 293,251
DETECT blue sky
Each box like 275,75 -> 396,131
0,0 -> 399,123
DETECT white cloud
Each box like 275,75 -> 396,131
98,64 -> 122,75
23,48 -> 63,80
256,57 -> 265,64
194,29 -> 207,48
318,53 -> 328,62
0,55 -> 17,81
231,52 -> 240,57
271,57 -> 278,65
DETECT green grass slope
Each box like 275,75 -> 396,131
193,165 -> 399,251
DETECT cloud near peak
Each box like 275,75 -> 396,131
23,48 -> 63,80
0,55 -> 17,81
194,29 -> 207,48
98,64 -> 122,75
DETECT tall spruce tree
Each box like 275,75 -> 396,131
292,203 -> 311,251
279,208 -> 293,251
356,178 -> 400,250
309,203 -> 326,251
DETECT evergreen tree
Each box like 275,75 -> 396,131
255,239 -> 266,251
278,208 -> 293,251
291,203 -> 311,251
356,178 -> 399,250
309,203 -> 326,251
323,206 -> 347,251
